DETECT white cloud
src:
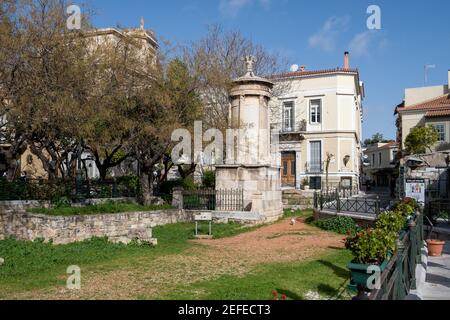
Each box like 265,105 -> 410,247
308,16 -> 350,52
349,31 -> 388,57
219,0 -> 271,17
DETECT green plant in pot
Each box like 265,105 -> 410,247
302,178 -> 310,190
376,210 -> 408,235
345,228 -> 396,290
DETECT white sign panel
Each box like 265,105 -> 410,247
405,179 -> 425,204
195,213 -> 212,221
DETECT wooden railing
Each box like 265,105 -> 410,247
354,211 -> 424,300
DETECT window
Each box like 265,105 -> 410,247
310,99 -> 321,124
341,177 -> 352,189
379,153 -> 382,166
310,177 -> 322,190
372,154 -> 375,167
392,150 -> 397,160
309,141 -> 322,172
283,161 -> 288,175
431,124 -> 445,142
283,101 -> 294,132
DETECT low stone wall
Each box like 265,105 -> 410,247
313,209 -> 376,228
0,209 -> 193,244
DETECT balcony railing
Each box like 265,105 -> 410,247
271,120 -> 307,134
305,161 -> 323,173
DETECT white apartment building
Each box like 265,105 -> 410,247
270,52 -> 365,190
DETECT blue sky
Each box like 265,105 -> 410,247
87,0 -> 449,140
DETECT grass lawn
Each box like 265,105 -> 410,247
0,222 -> 262,295
0,209 -> 353,300
27,202 -> 174,216
163,248 -> 352,300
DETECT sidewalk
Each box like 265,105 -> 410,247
422,242 -> 450,300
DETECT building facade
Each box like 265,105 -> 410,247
395,70 -> 450,152
269,52 -> 365,190
362,141 -> 399,187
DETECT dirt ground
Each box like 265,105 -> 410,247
8,217 -> 345,300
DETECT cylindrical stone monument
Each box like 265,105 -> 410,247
215,56 -> 282,222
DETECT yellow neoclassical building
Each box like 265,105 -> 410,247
270,52 -> 365,190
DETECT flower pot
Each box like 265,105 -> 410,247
347,258 -> 389,288
304,185 -> 310,191
427,239 -> 445,257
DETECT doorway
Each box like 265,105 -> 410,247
281,152 -> 296,187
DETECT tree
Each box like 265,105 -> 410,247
183,24 -> 288,132
404,126 -> 439,154
324,152 -> 334,193
364,133 -> 387,146
0,0 -> 94,180
128,58 -> 203,204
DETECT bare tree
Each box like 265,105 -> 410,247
183,25 -> 289,133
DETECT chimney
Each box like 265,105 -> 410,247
344,51 -> 350,69
448,70 -> 450,89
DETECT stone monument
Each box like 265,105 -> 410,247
215,56 -> 282,222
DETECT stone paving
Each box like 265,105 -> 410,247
422,242 -> 450,300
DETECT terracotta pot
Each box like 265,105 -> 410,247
426,239 -> 445,257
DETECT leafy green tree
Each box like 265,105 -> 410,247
364,133 -> 387,146
404,126 -> 439,154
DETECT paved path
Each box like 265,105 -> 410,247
422,242 -> 450,300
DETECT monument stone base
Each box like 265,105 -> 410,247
215,165 -> 283,222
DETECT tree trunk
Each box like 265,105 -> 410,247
139,171 -> 154,205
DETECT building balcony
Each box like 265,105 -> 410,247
271,120 -> 307,142
305,162 -> 323,174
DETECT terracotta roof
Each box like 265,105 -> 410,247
425,109 -> 450,118
378,141 -> 398,150
270,67 -> 359,80
398,94 -> 450,112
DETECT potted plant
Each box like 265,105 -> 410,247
345,228 -> 396,289
426,211 -> 447,257
302,178 -> 310,191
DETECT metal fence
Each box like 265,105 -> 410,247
182,189 -> 244,211
0,178 -> 138,201
424,178 -> 449,200
426,199 -> 450,224
314,191 -> 392,216
355,213 -> 424,300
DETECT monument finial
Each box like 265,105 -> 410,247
242,55 -> 257,77
140,17 -> 145,30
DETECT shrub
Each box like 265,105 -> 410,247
202,170 -> 216,189
157,177 -> 199,203
52,196 -> 71,208
376,211 -> 407,234
392,197 -> 418,217
345,228 -> 396,265
314,216 -> 361,235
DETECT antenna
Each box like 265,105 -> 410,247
290,64 -> 299,72
424,64 -> 436,85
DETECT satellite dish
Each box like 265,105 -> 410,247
290,64 -> 299,72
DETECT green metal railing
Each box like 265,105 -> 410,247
182,189 -> 244,211
355,211 -> 424,300
313,190 -> 392,216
